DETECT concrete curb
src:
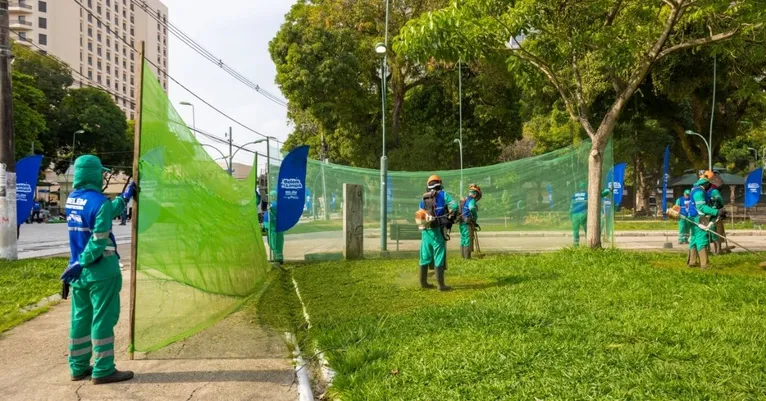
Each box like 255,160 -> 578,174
19,293 -> 62,313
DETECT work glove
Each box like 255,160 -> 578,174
697,223 -> 708,231
60,261 -> 83,284
718,210 -> 728,220
121,182 -> 137,202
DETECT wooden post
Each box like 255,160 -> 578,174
128,42 -> 145,360
343,184 -> 363,259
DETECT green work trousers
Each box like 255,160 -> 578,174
571,212 -> 587,247
459,222 -> 471,247
420,228 -> 446,268
678,218 -> 691,244
268,228 -> 284,262
69,274 -> 122,379
687,215 -> 709,251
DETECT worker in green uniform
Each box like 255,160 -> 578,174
459,184 -> 482,259
267,190 -> 284,264
61,155 -> 135,384
416,175 -> 458,291
569,182 -> 588,247
707,174 -> 727,254
685,177 -> 726,269
675,189 -> 691,244
600,188 -> 613,242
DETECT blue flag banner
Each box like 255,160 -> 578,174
16,154 -> 43,224
276,145 -> 309,232
612,162 -> 627,207
745,168 -> 763,208
662,146 -> 670,219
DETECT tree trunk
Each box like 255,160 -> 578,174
634,158 -> 650,215
586,134 -> 609,248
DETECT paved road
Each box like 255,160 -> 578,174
17,223 -> 132,259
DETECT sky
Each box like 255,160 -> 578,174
160,0 -> 296,170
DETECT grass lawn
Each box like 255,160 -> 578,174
284,250 -> 766,400
0,258 -> 67,333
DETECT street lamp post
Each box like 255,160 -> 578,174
179,101 -> 196,138
685,130 -> 712,171
68,129 -> 85,197
454,138 -> 463,194
201,144 -> 229,173
375,38 -> 389,254
748,147 -> 758,167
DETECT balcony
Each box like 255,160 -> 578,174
9,2 -> 33,13
10,19 -> 33,30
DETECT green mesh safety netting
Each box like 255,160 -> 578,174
272,139 -> 614,251
133,61 -> 270,352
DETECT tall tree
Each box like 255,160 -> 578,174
398,0 -> 763,247
11,71 -> 47,159
53,88 -> 131,173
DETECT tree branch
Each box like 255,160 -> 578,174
604,0 -> 624,26
656,25 -> 751,60
571,49 -> 596,138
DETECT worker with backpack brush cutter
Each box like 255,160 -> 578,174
459,184 -> 482,259
415,175 -> 459,291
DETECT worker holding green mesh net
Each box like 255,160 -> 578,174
267,190 -> 284,264
459,184 -> 482,259
61,155 -> 136,384
416,175 -> 458,291
569,182 -> 588,247
686,177 -> 725,269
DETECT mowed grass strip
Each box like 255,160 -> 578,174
0,257 -> 67,333
292,250 -> 766,400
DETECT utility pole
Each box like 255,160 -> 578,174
227,127 -> 233,176
0,0 -> 17,259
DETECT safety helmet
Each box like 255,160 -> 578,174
684,189 -> 691,196
579,181 -> 587,190
468,184 -> 482,200
701,170 -> 715,180
427,175 -> 442,190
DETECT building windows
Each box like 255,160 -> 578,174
106,0 -> 110,6
97,20 -> 101,29
130,88 -> 134,97
97,60 -> 101,70
38,17 -> 47,29
122,85 -> 126,94
106,11 -> 110,19
115,55 -> 119,64
88,55 -> 92,65
87,27 -> 92,37
106,51 -> 110,61
38,34 -> 47,45
97,33 -> 102,42
97,74 -> 101,84
106,37 -> 110,47
122,22 -> 126,30
130,52 -> 133,61
130,28 -> 134,36
107,77 -> 110,86
106,65 -> 111,74
97,46 -> 102,56
88,42 -> 92,51
38,1 -> 46,12
130,63 -> 134,73
87,0 -> 92,8
130,15 -> 134,23
97,5 -> 101,15
87,70 -> 92,79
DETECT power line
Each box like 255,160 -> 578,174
130,0 -> 288,108
70,0 -> 282,145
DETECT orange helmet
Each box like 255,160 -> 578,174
701,170 -> 715,180
427,175 -> 442,190
469,184 -> 482,200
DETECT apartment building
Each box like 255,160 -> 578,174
9,0 -> 169,120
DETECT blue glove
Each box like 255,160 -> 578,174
122,182 -> 136,202
60,261 -> 83,284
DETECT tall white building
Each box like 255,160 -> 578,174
10,0 -> 169,120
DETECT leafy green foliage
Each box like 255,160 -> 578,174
0,258 -> 67,332
53,88 -> 131,173
270,0 -> 522,170
293,250 -> 766,399
11,71 -> 47,159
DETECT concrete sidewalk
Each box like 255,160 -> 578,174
0,246 -> 297,401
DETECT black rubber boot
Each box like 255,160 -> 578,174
71,366 -> 93,381
419,265 -> 435,289
92,370 -> 134,385
436,266 -> 451,292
